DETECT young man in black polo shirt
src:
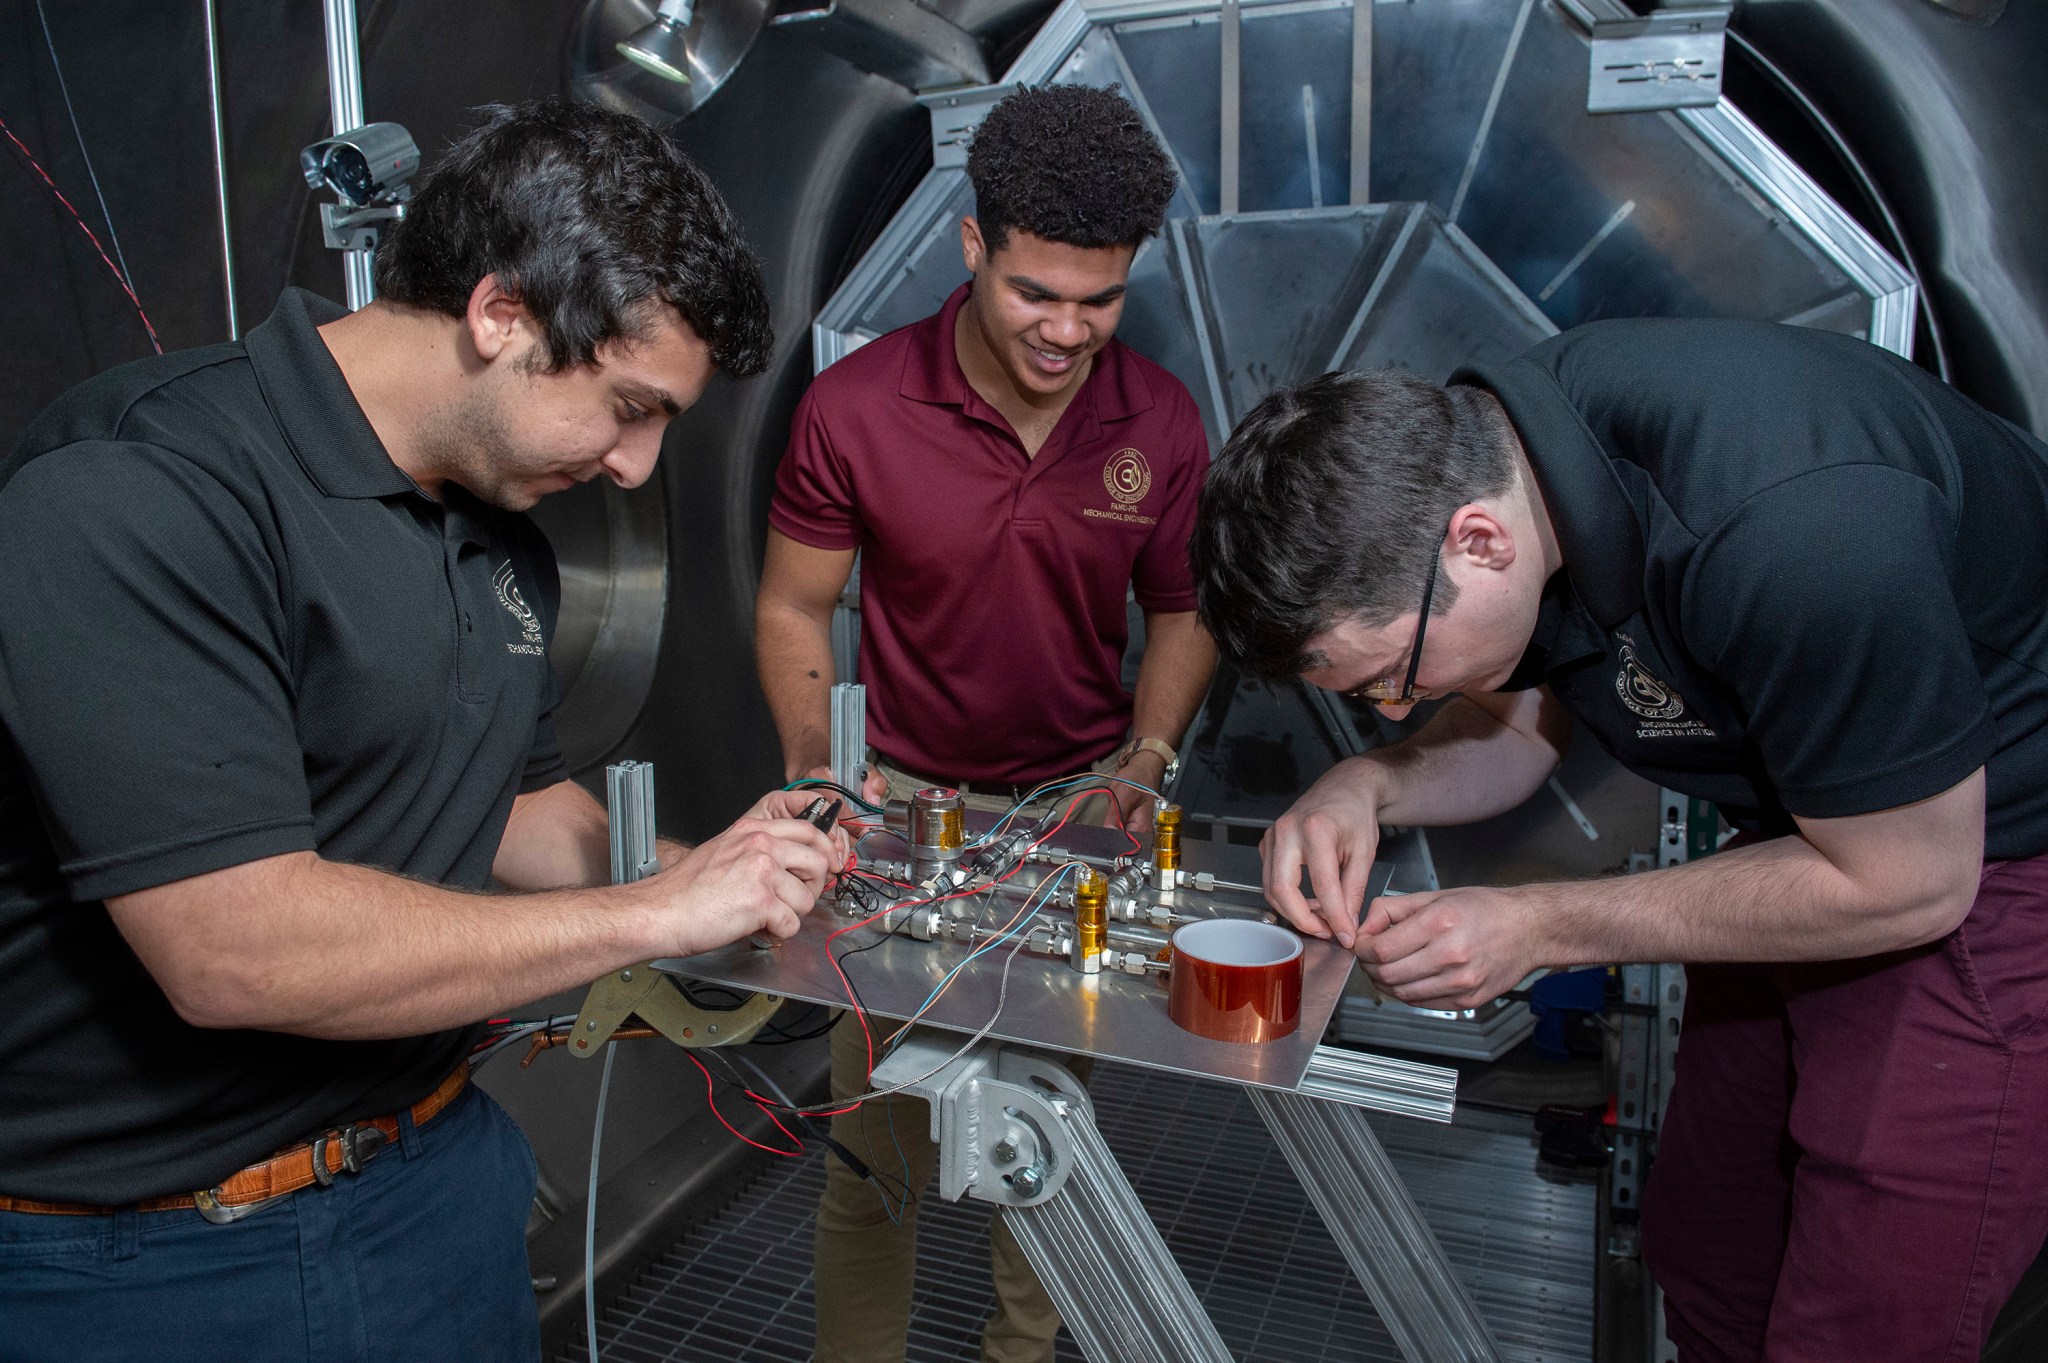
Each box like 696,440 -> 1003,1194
1189,320 -> 2048,1362
0,101 -> 837,1361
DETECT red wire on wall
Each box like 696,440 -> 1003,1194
0,113 -> 162,355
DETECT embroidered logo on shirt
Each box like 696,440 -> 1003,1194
1614,632 -> 1716,739
1103,448 -> 1153,506
494,562 -> 547,657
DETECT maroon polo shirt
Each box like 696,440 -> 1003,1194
770,283 -> 1208,785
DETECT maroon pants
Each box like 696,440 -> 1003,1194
1642,853 -> 2048,1361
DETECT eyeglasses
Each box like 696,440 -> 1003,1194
1345,537 -> 1442,709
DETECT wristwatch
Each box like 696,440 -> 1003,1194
1115,736 -> 1180,788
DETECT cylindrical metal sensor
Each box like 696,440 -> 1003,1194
909,786 -> 965,882
910,787 -> 965,855
1153,802 -> 1183,889
1073,868 -> 1108,974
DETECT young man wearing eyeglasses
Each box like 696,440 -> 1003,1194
1189,329 -> 2048,1363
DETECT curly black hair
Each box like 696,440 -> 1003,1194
374,99 -> 772,377
965,85 -> 1178,251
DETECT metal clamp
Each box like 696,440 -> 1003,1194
569,964 -> 784,1057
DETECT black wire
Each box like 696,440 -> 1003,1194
789,778 -> 883,813
699,1043 -> 916,1208
676,979 -> 752,1011
751,1003 -> 843,1045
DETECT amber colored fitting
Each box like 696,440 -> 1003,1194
1154,803 -> 1183,887
1074,868 -> 1107,974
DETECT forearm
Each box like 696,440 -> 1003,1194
117,852 -> 665,1040
1525,831 -> 1974,965
493,779 -> 611,890
1359,770 -> 1985,1009
493,779 -> 692,889
1361,693 -> 1564,826
1130,611 -> 1218,748
755,599 -> 837,779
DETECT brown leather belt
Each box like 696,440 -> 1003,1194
0,1065 -> 469,1223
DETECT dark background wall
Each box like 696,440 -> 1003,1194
9,0 -> 2046,455
2,0 -> 581,445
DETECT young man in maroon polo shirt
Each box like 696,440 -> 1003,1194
755,86 -> 1217,1363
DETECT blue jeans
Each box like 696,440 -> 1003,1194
0,1082 -> 540,1363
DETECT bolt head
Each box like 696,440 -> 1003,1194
992,1138 -> 1018,1165
1010,1166 -> 1043,1197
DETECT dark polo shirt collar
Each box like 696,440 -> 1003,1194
900,283 -> 1156,439
1456,356 -> 1645,630
246,288 -> 493,548
246,288 -> 423,502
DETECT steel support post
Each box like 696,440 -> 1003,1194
321,0 -> 375,308
1248,1085 -> 1504,1363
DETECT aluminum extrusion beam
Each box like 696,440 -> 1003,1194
875,1037 -> 1231,1363
830,683 -> 867,795
1250,1085 -> 1505,1363
1298,1044 -> 1458,1124
1009,1109 -> 1234,1363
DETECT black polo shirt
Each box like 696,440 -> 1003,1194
0,289 -> 566,1203
1460,319 -> 2048,859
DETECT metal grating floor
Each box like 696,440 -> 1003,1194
557,1061 -> 1594,1363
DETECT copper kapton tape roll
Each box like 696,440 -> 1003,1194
1167,919 -> 1303,1044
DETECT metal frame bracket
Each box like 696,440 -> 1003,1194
1563,1 -> 1729,114
876,1038 -> 1091,1206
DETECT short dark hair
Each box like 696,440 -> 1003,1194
965,85 -> 1177,252
374,99 -> 771,377
1191,370 -> 1518,679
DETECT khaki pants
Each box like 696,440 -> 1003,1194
813,754 -> 1108,1363
867,749 -> 1125,830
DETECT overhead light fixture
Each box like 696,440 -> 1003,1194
616,0 -> 698,84
570,0 -> 772,122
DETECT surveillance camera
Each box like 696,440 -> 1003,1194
300,122 -> 419,207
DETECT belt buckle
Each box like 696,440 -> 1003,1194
192,1122 -> 389,1225
309,1123 -> 389,1186
194,1186 -> 286,1226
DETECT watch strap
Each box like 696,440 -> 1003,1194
1118,736 -> 1180,783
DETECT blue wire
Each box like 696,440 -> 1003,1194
34,0 -> 135,295
898,863 -> 1082,1030
882,1092 -> 912,1224
964,773 -> 1164,848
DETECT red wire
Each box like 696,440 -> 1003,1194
736,781 -> 1128,1121
0,114 -> 161,354
683,1051 -> 803,1157
807,787 -> 1108,1108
